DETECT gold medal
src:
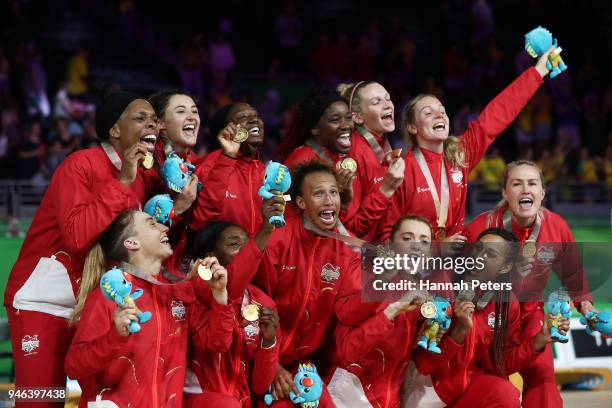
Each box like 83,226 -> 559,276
197,263 -> 213,281
233,126 -> 249,143
142,152 -> 154,169
420,301 -> 437,319
392,148 -> 403,159
522,240 -> 537,258
434,228 -> 446,242
337,158 -> 357,173
242,303 -> 260,322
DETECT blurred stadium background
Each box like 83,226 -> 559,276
0,0 -> 610,405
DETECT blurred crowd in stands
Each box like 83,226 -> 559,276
0,0 -> 610,190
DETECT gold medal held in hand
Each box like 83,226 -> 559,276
420,301 -> 437,319
434,228 -> 446,242
142,152 -> 154,169
337,157 -> 357,173
392,148 -> 403,159
197,263 -> 213,281
242,303 -> 260,322
522,240 -> 537,258
233,126 -> 249,143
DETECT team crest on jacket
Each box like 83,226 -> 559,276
536,246 -> 555,264
487,312 -> 496,329
321,263 -> 340,283
244,321 -> 260,338
22,334 -> 39,355
171,300 -> 186,320
451,169 -> 463,184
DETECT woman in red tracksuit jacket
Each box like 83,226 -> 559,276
190,102 -> 267,237
374,49 -> 555,244
405,228 -> 567,408
463,160 -> 595,408
253,160 -> 381,407
280,88 -> 404,238
328,215 -> 434,408
185,221 -> 281,408
5,92 -> 189,407
337,81 -> 404,240
65,210 -> 234,408
148,90 -> 203,273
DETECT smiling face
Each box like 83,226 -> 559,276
110,99 -> 159,153
228,103 -> 264,147
158,94 -> 200,150
124,211 -> 173,264
354,83 -> 395,134
405,95 -> 450,149
502,164 -> 545,226
313,101 -> 353,154
296,171 -> 341,231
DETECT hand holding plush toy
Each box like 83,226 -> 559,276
264,363 -> 323,407
525,26 -> 568,78
258,161 -> 291,227
545,288 -> 573,343
100,267 -> 151,333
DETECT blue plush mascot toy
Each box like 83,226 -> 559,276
417,296 -> 452,354
264,363 -> 323,407
258,161 -> 291,227
525,26 -> 567,78
100,267 -> 151,333
580,311 -> 612,338
545,288 -> 573,343
144,194 -> 175,226
161,152 -> 200,193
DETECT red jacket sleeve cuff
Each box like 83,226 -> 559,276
526,66 -> 545,85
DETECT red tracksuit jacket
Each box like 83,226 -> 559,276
464,208 -> 593,316
330,308 -> 423,408
375,67 -> 544,242
189,282 -> 280,407
191,150 -> 264,236
6,146 -> 157,310
253,216 -> 378,367
346,128 -> 391,241
413,297 -> 539,405
65,274 -> 234,408
284,143 -> 392,238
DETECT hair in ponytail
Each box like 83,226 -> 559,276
401,94 -> 466,168
476,227 -> 519,376
69,210 -> 137,324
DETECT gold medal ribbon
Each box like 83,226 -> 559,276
356,125 -> 392,164
413,146 -> 450,235
100,141 -> 123,172
503,210 -> 542,242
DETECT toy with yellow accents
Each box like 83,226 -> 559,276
258,161 -> 292,227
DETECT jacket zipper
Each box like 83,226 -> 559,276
152,285 -> 161,408
462,317 -> 477,391
280,238 -> 320,356
228,316 -> 243,396
249,162 -> 256,235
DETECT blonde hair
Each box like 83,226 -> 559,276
69,210 -> 136,324
338,81 -> 375,114
401,94 -> 466,168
